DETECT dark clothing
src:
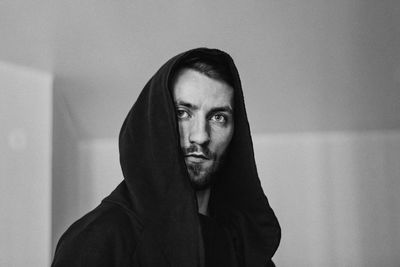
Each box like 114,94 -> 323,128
52,48 -> 281,266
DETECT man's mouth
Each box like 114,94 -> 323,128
185,153 -> 210,163
186,153 -> 208,159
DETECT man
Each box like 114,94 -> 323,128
52,48 -> 281,266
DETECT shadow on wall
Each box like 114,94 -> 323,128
52,84 -> 122,255
52,82 -> 81,256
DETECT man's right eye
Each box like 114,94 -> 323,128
177,109 -> 190,119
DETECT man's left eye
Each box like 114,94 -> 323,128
211,114 -> 227,123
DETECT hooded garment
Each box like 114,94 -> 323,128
52,48 -> 281,267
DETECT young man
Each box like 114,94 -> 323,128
52,48 -> 281,267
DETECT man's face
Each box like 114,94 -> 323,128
172,68 -> 234,190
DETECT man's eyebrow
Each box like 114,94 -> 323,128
209,106 -> 233,114
174,101 -> 233,114
174,100 -> 198,110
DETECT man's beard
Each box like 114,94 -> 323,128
186,160 -> 219,190
183,145 -> 225,191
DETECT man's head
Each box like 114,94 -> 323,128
171,57 -> 235,190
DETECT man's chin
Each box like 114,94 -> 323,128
188,171 -> 213,191
186,160 -> 220,190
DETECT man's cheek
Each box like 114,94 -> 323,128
179,128 -> 189,146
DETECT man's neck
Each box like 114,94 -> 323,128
196,188 -> 210,216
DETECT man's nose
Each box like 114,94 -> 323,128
189,117 -> 210,146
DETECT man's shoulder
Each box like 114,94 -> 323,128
52,202 -> 142,266
62,202 -> 142,242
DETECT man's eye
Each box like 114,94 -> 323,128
211,114 -> 227,123
177,109 -> 190,119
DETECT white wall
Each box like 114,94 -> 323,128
0,62 -> 52,266
254,131 -> 400,267
45,0 -> 400,139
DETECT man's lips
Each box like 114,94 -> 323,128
185,153 -> 210,163
186,153 -> 208,159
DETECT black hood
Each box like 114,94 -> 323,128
113,48 -> 280,266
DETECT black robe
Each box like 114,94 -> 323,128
52,48 -> 281,267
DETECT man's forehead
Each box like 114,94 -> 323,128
172,69 -> 234,109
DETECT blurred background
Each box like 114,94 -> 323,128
1,0 -> 399,266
